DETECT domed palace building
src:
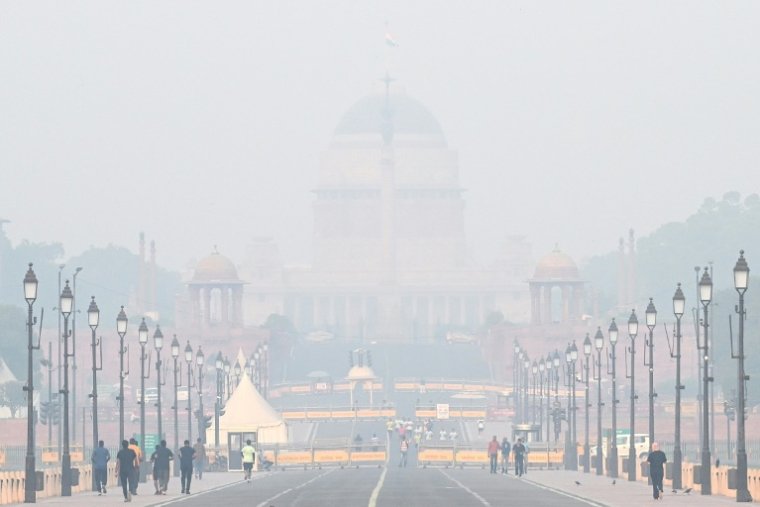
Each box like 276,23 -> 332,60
179,81 -> 536,342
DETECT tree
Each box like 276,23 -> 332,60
0,305 -> 34,381
0,381 -> 27,418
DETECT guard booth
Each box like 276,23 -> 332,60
511,423 -> 540,443
228,432 -> 257,471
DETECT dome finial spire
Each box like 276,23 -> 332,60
379,71 -> 396,145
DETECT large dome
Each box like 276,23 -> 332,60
330,89 -> 447,148
192,249 -> 241,283
533,246 -> 580,281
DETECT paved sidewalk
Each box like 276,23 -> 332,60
523,470 -> 735,507
37,472 -> 245,507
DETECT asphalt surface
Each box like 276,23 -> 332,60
140,469 -> 598,507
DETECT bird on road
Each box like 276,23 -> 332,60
716,459 -> 721,468
684,488 -> 692,495
575,481 -> 582,486
612,480 -> 616,485
671,490 -> 677,494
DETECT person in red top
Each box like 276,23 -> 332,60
398,425 -> 406,441
488,436 -> 500,473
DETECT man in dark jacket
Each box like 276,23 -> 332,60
500,437 -> 511,474
646,442 -> 667,500
513,438 -> 526,476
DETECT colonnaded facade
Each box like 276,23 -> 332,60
178,80 -> 552,342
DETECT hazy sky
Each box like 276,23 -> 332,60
2,1 -> 759,272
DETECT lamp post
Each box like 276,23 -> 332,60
171,336 -> 180,477
234,361 -> 241,390
627,309 -> 638,482
672,285 -> 685,490
57,264 -> 64,457
154,326 -> 164,440
698,267 -> 712,495
512,340 -> 523,423
116,307 -> 128,443
262,343 -> 269,398
553,351 -> 560,442
583,334 -> 591,474
71,267 -> 82,444
138,319 -> 149,460
733,251 -> 752,502
23,264 -> 39,503
594,328 -> 604,476
184,342 -> 193,444
564,344 -> 572,467
214,352 -> 223,447
60,281 -> 74,496
539,357 -> 545,442
531,360 -> 538,427
87,296 -> 101,491
571,341 -> 578,470
645,299 -> 657,463
223,358 -> 231,400
523,354 -> 530,428
608,319 -> 619,478
195,348 -> 205,443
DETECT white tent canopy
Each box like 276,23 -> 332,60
207,371 -> 288,445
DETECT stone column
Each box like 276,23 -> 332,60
234,287 -> 244,326
190,287 -> 201,325
220,285 -> 229,327
543,285 -> 552,324
530,285 -> 540,325
562,285 -> 571,322
203,286 -> 212,326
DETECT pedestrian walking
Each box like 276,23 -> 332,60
127,438 -> 141,496
646,443 -> 667,500
399,438 -> 410,468
151,440 -> 173,495
115,440 -> 137,502
193,438 -> 206,479
386,419 -> 394,441
91,440 -> 111,495
477,420 -> 485,438
370,434 -> 380,452
242,439 -> 256,482
488,436 -> 500,473
178,439 -> 196,494
513,438 -> 526,476
500,437 -> 511,474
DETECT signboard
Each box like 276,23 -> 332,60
455,450 -> 489,463
276,452 -> 312,464
351,452 -> 386,462
134,433 -> 160,451
313,450 -> 349,463
418,449 -> 454,462
436,404 -> 450,420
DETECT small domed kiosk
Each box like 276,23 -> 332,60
528,246 -> 585,325
345,365 -> 378,406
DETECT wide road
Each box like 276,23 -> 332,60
149,469 -> 598,507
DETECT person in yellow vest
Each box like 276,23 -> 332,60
128,438 -> 142,496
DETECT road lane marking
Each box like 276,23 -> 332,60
254,468 -> 335,507
150,474 -> 269,507
368,467 -> 387,507
439,470 -> 491,506
512,476 -> 609,507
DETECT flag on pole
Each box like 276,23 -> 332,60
385,31 -> 399,47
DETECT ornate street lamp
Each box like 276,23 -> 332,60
195,347 -> 205,443
214,352 -> 223,446
171,336 -> 180,477
223,357 -> 231,400
644,298 -> 657,462
626,309 -> 638,481
539,357 -> 546,442
698,267 -> 713,495
514,341 -> 521,423
552,351 -> 561,442
116,307 -> 129,443
733,251 -> 752,502
570,341 -> 578,470
138,318 -> 150,460
87,296 -> 102,491
583,334 -> 592,474
531,360 -> 538,427
184,342 -> 193,443
60,281 -> 74,496
23,264 -> 39,503
594,328 -> 604,476
607,319 -> 619,478
234,360 -> 242,388
523,354 -> 530,428
671,285 -> 685,490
